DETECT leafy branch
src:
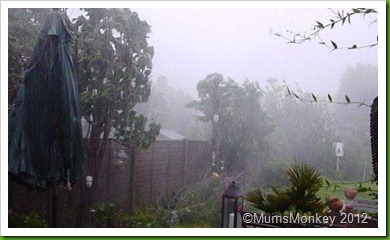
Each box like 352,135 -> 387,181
274,8 -> 378,51
283,85 -> 371,108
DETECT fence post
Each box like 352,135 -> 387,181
149,143 -> 155,205
166,142 -> 171,199
183,139 -> 188,186
128,145 -> 135,212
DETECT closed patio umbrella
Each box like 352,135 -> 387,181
9,9 -> 84,190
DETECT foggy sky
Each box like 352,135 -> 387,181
132,8 -> 378,98
66,6 -> 378,98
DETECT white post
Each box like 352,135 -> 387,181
228,213 -> 234,228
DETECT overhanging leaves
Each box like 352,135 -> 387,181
330,40 -> 338,49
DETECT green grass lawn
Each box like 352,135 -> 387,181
317,180 -> 378,201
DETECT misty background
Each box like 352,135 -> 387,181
6,6 -> 380,229
131,8 -> 377,97
66,8 -> 378,97
64,7 -> 378,182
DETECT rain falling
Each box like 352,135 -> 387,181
3,2 -> 383,236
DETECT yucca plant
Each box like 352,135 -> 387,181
245,187 -> 291,214
246,163 -> 324,216
286,164 -> 324,215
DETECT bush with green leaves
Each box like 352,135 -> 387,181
120,207 -> 166,228
246,163 -> 324,216
123,175 -> 224,228
357,182 -> 378,200
9,211 -> 48,228
171,175 -> 224,227
259,158 -> 290,188
93,175 -> 228,228
90,203 -> 123,228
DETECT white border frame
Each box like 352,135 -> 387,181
1,1 -> 386,236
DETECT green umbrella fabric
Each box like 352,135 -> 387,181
9,10 -> 84,190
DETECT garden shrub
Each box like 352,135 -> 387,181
9,211 -> 48,228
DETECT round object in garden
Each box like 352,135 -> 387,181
328,198 -> 343,212
344,186 -> 357,200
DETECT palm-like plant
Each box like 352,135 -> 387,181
245,187 -> 290,215
286,164 -> 324,215
246,163 -> 324,216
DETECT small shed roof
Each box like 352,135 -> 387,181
82,118 -> 186,141
157,129 -> 186,141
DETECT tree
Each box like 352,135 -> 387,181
187,73 -> 272,182
9,7 -> 160,181
72,8 -> 159,175
264,64 -> 377,182
8,8 -> 51,105
135,75 -> 210,140
332,63 -> 378,180
135,76 -> 171,127
263,78 -> 337,181
8,8 -> 160,226
273,8 -> 378,182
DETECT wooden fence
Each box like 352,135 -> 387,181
8,139 -> 212,227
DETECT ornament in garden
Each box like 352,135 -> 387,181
328,198 -> 343,213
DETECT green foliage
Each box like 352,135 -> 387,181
332,63 -> 378,181
120,207 -> 166,228
357,182 -> 378,200
246,163 -> 324,216
259,159 -> 290,188
8,9 -> 161,181
8,10 -> 161,226
90,203 -> 122,227
188,73 -> 272,175
327,94 -> 333,102
8,8 -> 51,105
73,8 -> 160,149
245,188 -> 290,215
323,178 -> 341,192
330,40 -> 338,50
135,75 -> 210,140
90,203 -> 168,228
9,211 -> 48,228
287,164 -> 323,193
167,175 -> 223,227
345,95 -> 351,104
311,93 -> 317,102
317,180 -> 378,201
264,79 -> 337,178
265,67 -> 377,182
275,8 -> 378,50
283,81 -> 369,107
120,176 -> 223,228
286,164 -> 324,214
87,176 -> 223,228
